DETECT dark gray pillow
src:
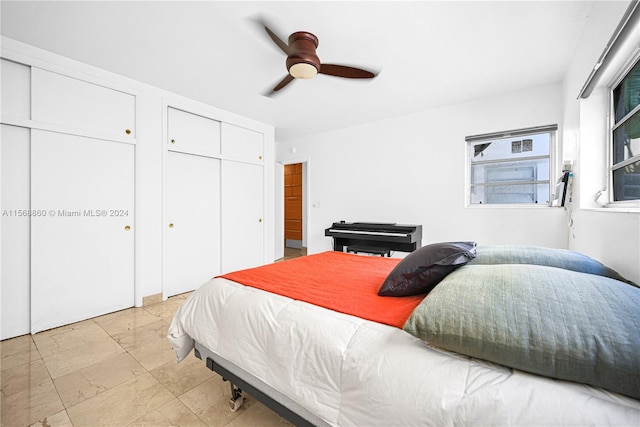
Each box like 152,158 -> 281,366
378,242 -> 476,296
403,263 -> 640,399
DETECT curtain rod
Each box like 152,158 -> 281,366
465,124 -> 558,143
578,0 -> 640,99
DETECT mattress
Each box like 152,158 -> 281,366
168,276 -> 640,426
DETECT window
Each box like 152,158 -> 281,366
611,59 -> 640,202
466,125 -> 556,205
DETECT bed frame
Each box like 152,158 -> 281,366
193,341 -> 330,427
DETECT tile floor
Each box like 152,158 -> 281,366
0,246 -> 307,427
281,246 -> 306,261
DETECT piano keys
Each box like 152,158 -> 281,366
324,221 -> 422,255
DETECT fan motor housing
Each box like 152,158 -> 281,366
286,31 -> 321,74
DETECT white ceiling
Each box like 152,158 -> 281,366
1,1 -> 596,141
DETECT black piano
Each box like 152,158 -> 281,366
325,221 -> 422,256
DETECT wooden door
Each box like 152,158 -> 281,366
165,151 -> 221,297
30,130 -> 134,333
221,161 -> 264,273
284,163 -> 303,245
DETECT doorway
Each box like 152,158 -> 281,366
284,162 -> 306,259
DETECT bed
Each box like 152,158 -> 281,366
168,244 -> 640,426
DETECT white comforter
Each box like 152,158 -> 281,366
168,277 -> 640,426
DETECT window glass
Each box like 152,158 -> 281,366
468,130 -> 552,205
611,59 -> 640,202
613,159 -> 640,201
613,60 -> 640,122
471,183 -> 549,205
471,134 -> 550,161
612,110 -> 640,164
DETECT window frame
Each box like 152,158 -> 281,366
608,52 -> 640,207
465,125 -> 558,207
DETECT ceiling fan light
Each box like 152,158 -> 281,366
289,62 -> 318,79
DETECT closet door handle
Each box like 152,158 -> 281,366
124,225 -> 131,231
169,223 -> 174,228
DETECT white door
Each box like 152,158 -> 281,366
1,125 -> 31,339
31,68 -> 136,139
221,123 -> 263,162
165,151 -> 221,297
30,130 -> 134,333
167,107 -> 221,156
221,161 -> 264,273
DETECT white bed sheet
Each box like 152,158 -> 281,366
168,277 -> 640,426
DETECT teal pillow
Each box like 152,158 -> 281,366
403,263 -> 640,399
470,245 -> 635,285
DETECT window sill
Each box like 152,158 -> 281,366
579,206 -> 640,214
466,204 -> 556,209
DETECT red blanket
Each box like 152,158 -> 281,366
219,251 -> 425,328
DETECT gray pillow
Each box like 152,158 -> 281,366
470,244 -> 635,285
403,263 -> 640,399
378,242 -> 476,297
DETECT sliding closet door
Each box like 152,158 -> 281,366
221,160 -> 264,273
31,130 -> 134,333
1,125 -> 31,339
165,151 -> 221,297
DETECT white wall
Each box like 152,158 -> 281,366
561,0 -> 640,284
277,83 -> 567,256
274,162 -> 285,259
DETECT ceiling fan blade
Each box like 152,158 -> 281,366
265,74 -> 295,96
264,24 -> 290,55
319,64 -> 377,79
248,15 -> 290,55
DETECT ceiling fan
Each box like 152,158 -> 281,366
258,21 -> 378,95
